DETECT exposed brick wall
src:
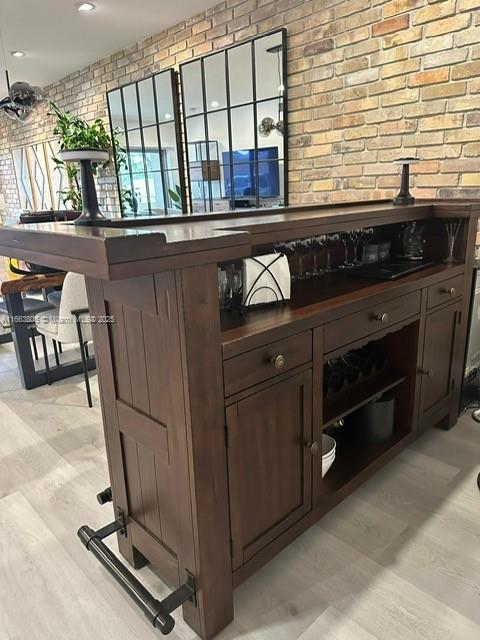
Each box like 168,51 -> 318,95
1,0 -> 480,216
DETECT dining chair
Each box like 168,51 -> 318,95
0,296 -> 54,358
35,272 -> 94,406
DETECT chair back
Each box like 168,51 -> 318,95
57,272 -> 92,343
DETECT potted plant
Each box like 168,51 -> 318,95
49,102 -> 117,225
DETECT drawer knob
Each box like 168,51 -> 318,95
376,312 -> 390,324
272,354 -> 286,370
307,441 -> 320,455
442,287 -> 456,296
420,367 -> 434,377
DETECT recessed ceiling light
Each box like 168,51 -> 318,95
210,100 -> 219,108
11,51 -> 25,58
77,2 -> 96,12
164,112 -> 172,119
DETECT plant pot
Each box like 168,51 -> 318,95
59,149 -> 109,226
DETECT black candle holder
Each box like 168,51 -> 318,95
393,157 -> 418,206
59,149 -> 109,225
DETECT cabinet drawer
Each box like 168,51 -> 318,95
223,331 -> 312,397
324,290 -> 421,353
427,275 -> 463,309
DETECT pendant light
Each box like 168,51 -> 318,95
0,28 -> 45,122
258,44 -> 285,138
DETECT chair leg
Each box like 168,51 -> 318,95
30,328 -> 38,361
53,339 -> 60,366
76,321 -> 92,408
40,334 -> 51,385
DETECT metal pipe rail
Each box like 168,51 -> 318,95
78,510 -> 196,635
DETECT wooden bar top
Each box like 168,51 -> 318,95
0,199 -> 478,280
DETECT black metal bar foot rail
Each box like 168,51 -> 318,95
78,507 -> 196,635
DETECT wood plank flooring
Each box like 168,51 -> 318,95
0,340 -> 479,640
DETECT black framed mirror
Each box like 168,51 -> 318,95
107,69 -> 186,216
180,28 -> 287,214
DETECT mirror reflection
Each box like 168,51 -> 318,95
180,28 -> 287,213
107,69 -> 185,216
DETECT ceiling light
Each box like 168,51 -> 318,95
77,2 -> 96,12
210,100 -> 219,108
164,112 -> 172,119
11,51 -> 25,58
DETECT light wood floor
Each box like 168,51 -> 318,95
0,340 -> 479,640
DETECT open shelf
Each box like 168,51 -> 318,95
321,428 -> 407,496
323,368 -> 406,427
220,263 -> 464,354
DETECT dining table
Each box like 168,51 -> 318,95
0,261 -> 95,389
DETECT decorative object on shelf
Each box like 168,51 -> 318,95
59,149 -> 109,225
347,391 -> 395,444
49,102 -> 117,225
393,157 -> 419,206
242,252 -> 290,307
443,218 -> 462,264
398,221 -> 425,261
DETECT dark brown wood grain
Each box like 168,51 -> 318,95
0,270 -> 65,295
0,199 -> 479,280
177,264 -> 234,638
226,369 -> 312,569
7,200 -> 477,640
223,330 -> 312,397
323,290 -> 421,353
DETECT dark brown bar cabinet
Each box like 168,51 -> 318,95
0,199 -> 477,638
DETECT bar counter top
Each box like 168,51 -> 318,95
0,199 -> 478,279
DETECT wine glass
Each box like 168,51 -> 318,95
444,219 -> 461,264
296,238 -> 311,280
325,233 -> 341,273
360,228 -> 374,263
284,241 -> 297,280
339,231 -> 354,269
350,229 -> 364,267
312,235 -> 326,277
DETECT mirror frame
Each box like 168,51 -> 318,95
180,27 -> 288,214
107,68 -> 187,217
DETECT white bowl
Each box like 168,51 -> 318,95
322,434 -> 336,478
322,434 -> 336,457
322,453 -> 335,478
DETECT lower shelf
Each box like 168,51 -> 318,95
320,428 -> 407,496
323,368 -> 406,427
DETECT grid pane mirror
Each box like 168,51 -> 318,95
107,68 -> 185,216
180,28 -> 287,213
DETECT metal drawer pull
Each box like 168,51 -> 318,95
441,287 -> 456,296
307,441 -> 320,455
271,354 -> 286,370
375,312 -> 390,324
78,510 -> 196,635
420,368 -> 434,377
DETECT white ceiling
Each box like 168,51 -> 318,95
0,0 -> 216,97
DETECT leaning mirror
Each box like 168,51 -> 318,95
107,69 -> 185,216
180,28 -> 287,213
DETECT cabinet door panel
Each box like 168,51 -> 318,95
227,370 -> 312,569
421,302 -> 460,415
